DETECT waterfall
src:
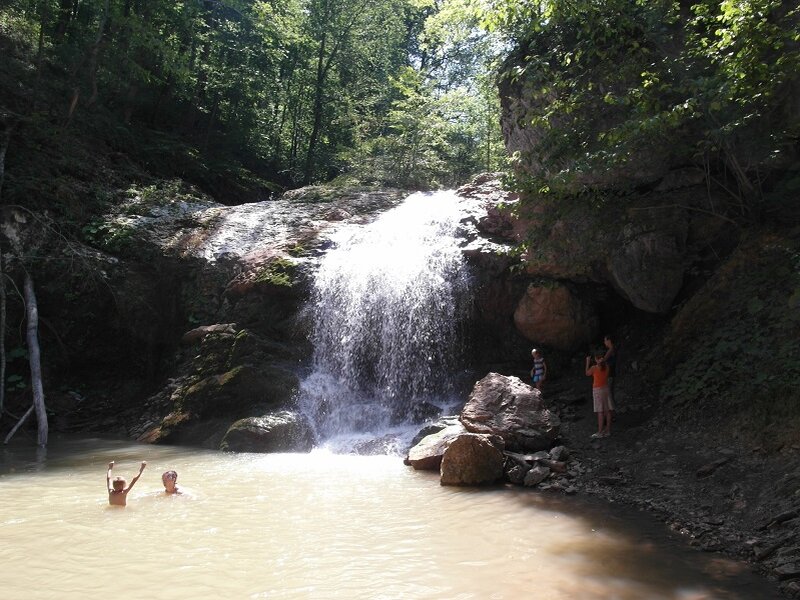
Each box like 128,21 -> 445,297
299,190 -> 472,451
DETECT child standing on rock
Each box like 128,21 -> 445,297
586,352 -> 613,438
530,348 -> 547,391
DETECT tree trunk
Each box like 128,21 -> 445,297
31,2 -> 49,113
0,122 -> 10,421
303,29 -> 329,184
301,0 -> 364,184
0,251 -> 6,420
0,116 -> 14,199
54,0 -> 76,41
85,0 -> 111,108
24,272 -> 47,447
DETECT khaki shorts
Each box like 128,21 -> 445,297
593,386 -> 614,412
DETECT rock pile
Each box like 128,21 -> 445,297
406,372 -> 571,489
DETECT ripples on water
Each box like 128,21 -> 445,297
0,438 -> 780,600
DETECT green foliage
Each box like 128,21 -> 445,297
81,218 -> 135,252
1,0 -> 509,202
659,231 -> 800,440
343,1 -> 508,188
491,0 -> 800,219
120,180 -> 210,216
254,258 -> 297,288
6,373 -> 27,391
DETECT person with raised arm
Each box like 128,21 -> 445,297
106,460 -> 146,506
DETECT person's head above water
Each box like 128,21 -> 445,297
111,477 -> 126,492
162,470 -> 178,493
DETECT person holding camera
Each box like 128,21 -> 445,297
586,352 -> 613,438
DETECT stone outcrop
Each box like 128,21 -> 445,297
133,326 -> 300,448
439,433 -> 505,486
90,186 -> 408,448
513,282 -> 599,350
460,372 -> 560,452
454,176 -> 700,360
219,411 -> 315,453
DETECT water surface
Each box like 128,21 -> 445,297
0,437 -> 779,600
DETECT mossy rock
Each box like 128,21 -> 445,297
142,414 -> 232,449
219,411 -> 315,453
176,364 -> 299,419
252,257 -> 298,289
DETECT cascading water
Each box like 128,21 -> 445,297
299,190 -> 473,452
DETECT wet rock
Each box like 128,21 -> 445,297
460,373 -> 560,452
181,323 -> 238,345
549,445 -> 570,461
759,509 -> 799,530
220,411 -> 315,453
406,400 -> 443,423
781,581 -> 800,598
505,463 -> 531,485
755,535 -> 795,561
407,416 -> 461,449
523,465 -> 551,487
440,433 -> 505,486
774,563 -> 800,581
353,435 -> 406,456
406,422 -> 467,471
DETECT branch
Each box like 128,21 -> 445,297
3,404 -> 34,444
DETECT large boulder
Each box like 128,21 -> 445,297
440,433 -> 505,486
513,281 -> 598,351
608,227 -> 687,314
405,421 -> 467,471
219,411 -> 315,453
460,373 -> 560,451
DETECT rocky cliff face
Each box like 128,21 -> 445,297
0,186 -> 409,445
456,174 -> 725,360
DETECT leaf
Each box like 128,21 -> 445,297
8,347 -> 28,361
747,298 -> 765,315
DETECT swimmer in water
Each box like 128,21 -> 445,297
162,470 -> 181,495
107,460 -> 146,506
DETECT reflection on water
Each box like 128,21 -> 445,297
0,437 -> 779,600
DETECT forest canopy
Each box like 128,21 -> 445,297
490,0 -> 800,221
0,0 -> 506,204
1,0 -> 798,219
